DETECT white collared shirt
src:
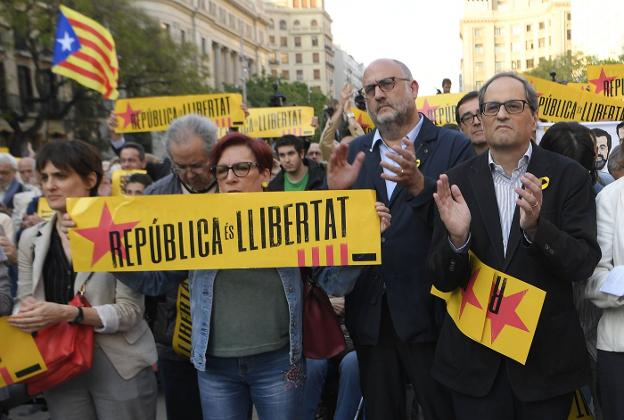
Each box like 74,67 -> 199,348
488,143 -> 533,254
370,114 -> 425,198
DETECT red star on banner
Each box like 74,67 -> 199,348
118,104 -> 142,129
589,68 -> 616,94
356,113 -> 371,131
459,268 -> 483,317
486,289 -> 529,343
74,204 -> 140,266
419,99 -> 439,122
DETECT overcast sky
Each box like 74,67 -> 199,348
325,0 -> 465,96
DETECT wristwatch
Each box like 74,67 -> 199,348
70,306 -> 84,324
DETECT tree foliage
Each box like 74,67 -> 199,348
0,0 -> 211,154
526,50 -> 624,83
226,74 -> 328,140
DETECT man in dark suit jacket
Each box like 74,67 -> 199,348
328,58 -> 473,420
429,72 -> 601,419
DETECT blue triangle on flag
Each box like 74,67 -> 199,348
52,10 -> 81,65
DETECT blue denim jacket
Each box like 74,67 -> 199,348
116,266 -> 359,371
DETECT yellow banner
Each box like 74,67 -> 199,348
0,317 -> 47,386
113,93 -> 245,133
352,108 -> 375,134
237,106 -> 315,138
111,169 -> 147,196
37,197 -> 54,221
172,279 -> 192,359
432,252 -> 546,364
525,75 -> 624,122
586,64 -> 624,98
567,82 -> 592,93
416,93 -> 466,126
568,389 -> 594,420
67,190 -> 381,272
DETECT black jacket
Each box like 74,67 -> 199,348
428,145 -> 600,400
344,116 -> 474,346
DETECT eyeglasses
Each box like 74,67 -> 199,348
171,161 -> 211,176
480,100 -> 530,116
363,76 -> 411,97
211,162 -> 258,180
459,112 -> 481,125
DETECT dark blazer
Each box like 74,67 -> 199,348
267,157 -> 326,191
345,115 -> 474,345
428,144 -> 601,401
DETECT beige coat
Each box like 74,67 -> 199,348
16,216 -> 157,380
587,177 -> 624,352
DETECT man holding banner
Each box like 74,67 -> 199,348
328,58 -> 473,420
429,72 -> 601,419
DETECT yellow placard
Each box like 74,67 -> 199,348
113,93 -> 245,133
0,147 -> 9,154
567,82 -> 592,93
432,251 -> 546,364
352,108 -> 375,134
172,279 -> 192,359
568,389 -> 594,420
525,75 -> 624,122
111,169 -> 147,196
0,317 -> 47,386
586,64 -> 624,98
37,197 -> 54,221
416,93 -> 466,126
237,106 -> 315,138
67,190 -> 381,272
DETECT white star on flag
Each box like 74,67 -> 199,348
57,31 -> 75,52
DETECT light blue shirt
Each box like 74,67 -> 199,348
370,114 -> 425,198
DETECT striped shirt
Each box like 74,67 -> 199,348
488,143 -> 533,255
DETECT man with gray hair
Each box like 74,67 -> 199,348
140,114 -> 218,420
430,72 -> 600,419
607,145 -> 624,179
0,153 -> 25,212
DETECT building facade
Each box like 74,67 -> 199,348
460,0 -> 572,91
135,0 -> 273,91
264,0 -> 334,95
333,46 -> 364,99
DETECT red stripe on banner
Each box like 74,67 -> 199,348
340,243 -> 348,265
57,61 -> 113,97
0,367 -> 14,385
325,245 -> 334,266
312,247 -> 320,266
298,249 -> 306,266
227,117 -> 232,127
73,50 -> 110,82
68,17 -> 114,50
77,37 -> 115,70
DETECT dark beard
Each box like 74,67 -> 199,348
595,157 -> 607,170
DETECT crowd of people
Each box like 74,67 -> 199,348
1,56 -> 624,420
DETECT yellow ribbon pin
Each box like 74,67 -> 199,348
415,159 -> 421,168
539,176 -> 550,190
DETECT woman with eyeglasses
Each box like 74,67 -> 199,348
112,133 -> 391,420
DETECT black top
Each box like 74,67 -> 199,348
43,227 -> 75,304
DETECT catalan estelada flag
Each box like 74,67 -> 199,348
52,5 -> 119,99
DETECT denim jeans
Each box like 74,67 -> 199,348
303,351 -> 363,420
197,346 -> 304,420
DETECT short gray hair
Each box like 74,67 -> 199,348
166,114 -> 218,157
0,153 -> 17,170
478,72 -> 538,113
608,145 -> 624,177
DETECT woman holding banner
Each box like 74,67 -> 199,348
9,140 -> 158,420
113,132 -> 390,420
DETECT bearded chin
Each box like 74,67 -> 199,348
595,157 -> 606,170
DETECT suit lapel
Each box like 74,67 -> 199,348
31,218 -> 55,297
503,143 -> 551,270
469,154 -> 506,266
364,140 -> 389,204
